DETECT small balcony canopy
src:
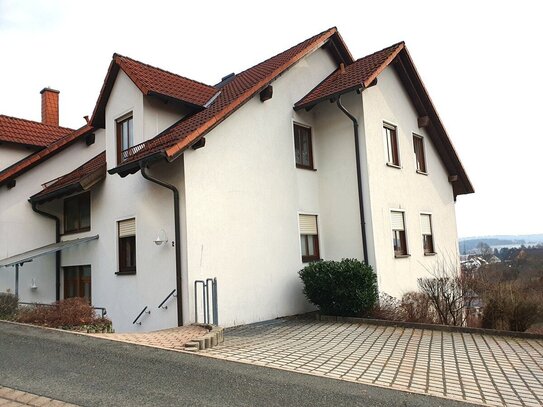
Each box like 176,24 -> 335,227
0,235 -> 99,268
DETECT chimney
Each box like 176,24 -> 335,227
40,87 -> 60,126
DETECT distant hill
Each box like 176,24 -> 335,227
459,234 -> 543,254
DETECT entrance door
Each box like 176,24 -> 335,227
63,265 -> 91,303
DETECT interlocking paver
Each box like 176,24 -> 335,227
0,387 -> 77,407
203,319 -> 543,407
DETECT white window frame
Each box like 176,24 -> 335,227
383,121 -> 401,168
420,212 -> 436,255
390,209 -> 409,257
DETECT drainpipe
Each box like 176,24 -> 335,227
141,165 -> 183,326
335,96 -> 369,264
31,202 -> 61,300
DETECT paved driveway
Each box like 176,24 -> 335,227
203,319 -> 543,407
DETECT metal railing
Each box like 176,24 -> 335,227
158,289 -> 176,310
18,301 -> 107,318
121,141 -> 147,161
194,278 -> 218,325
132,306 -> 151,325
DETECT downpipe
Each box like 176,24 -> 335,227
336,96 -> 369,264
141,165 -> 183,326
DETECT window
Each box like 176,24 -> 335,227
118,218 -> 136,274
117,115 -> 134,163
294,123 -> 314,169
63,265 -> 91,303
299,214 -> 319,262
64,192 -> 90,234
391,211 -> 408,256
413,135 -> 427,173
421,214 -> 435,254
384,123 -> 400,167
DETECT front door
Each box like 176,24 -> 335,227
63,265 -> 91,303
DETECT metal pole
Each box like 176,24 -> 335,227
15,264 -> 19,297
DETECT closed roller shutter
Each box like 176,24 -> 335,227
119,218 -> 136,237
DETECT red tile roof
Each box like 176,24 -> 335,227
0,124 -> 94,186
0,114 -> 73,147
30,151 -> 106,203
112,27 -> 344,171
91,54 -> 218,128
294,42 -> 404,110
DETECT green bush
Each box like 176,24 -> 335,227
0,292 -> 18,320
299,258 -> 377,317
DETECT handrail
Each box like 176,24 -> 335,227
132,306 -> 150,325
18,301 -> 107,318
158,289 -> 176,309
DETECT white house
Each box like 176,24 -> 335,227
0,27 -> 473,332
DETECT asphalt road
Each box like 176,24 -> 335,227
0,322 -> 476,407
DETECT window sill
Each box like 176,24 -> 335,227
62,227 -> 91,236
416,170 -> 428,176
394,254 -> 410,258
296,164 -> 317,171
424,252 -> 437,256
115,271 -> 136,276
386,163 -> 401,169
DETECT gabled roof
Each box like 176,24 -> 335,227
0,114 -> 73,147
91,54 -> 218,128
294,42 -> 404,110
110,27 -> 350,175
0,124 -> 94,187
294,42 -> 473,197
29,151 -> 106,204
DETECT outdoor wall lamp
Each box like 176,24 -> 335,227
31,278 -> 38,290
154,229 -> 168,246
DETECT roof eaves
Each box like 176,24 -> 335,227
90,59 -> 120,129
396,48 -> 473,196
107,150 -> 166,177
361,42 -> 405,88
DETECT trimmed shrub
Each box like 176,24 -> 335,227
0,292 -> 18,320
299,258 -> 378,317
16,297 -> 112,331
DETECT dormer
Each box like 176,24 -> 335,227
89,54 -> 218,170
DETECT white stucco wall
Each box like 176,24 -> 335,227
0,144 -> 36,171
182,48 -> 340,327
361,66 -> 459,298
0,131 -> 104,303
87,69 -> 190,332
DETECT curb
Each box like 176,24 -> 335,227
184,324 -> 224,352
315,314 -> 543,339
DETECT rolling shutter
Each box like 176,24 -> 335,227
421,214 -> 432,235
119,218 -> 136,237
299,214 -> 318,235
390,211 -> 405,231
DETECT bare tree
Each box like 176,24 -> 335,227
418,255 -> 478,326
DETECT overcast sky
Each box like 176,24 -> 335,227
1,0 -> 541,238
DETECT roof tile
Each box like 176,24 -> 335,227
30,151 -> 106,202
114,54 -> 218,107
294,42 -> 404,110
0,115 -> 73,147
